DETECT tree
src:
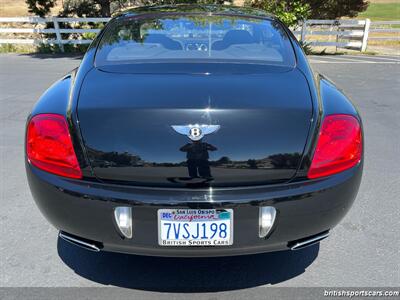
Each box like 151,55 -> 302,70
247,159 -> 258,169
60,0 -> 122,17
247,0 -> 310,27
247,0 -> 369,24
60,0 -> 104,17
25,0 -> 56,17
304,0 -> 369,19
27,0 -> 233,17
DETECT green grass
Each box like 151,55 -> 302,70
0,44 -> 33,53
0,43 -> 88,54
358,3 -> 400,21
0,44 -> 17,53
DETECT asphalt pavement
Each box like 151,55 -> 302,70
0,54 -> 399,296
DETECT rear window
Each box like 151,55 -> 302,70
95,14 -> 295,67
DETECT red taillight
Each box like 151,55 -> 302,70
26,114 -> 82,179
308,114 -> 362,179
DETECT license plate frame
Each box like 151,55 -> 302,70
158,208 -> 233,246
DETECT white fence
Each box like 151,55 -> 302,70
293,19 -> 400,51
0,17 -> 399,52
368,21 -> 400,41
0,17 -> 110,51
293,19 -> 371,51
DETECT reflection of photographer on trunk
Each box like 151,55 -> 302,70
180,140 -> 217,179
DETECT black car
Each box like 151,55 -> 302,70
25,5 -> 363,256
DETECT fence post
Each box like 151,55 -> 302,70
52,17 -> 64,52
361,18 -> 371,52
300,20 -> 307,42
335,20 -> 340,53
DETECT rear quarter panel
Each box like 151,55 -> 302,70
27,48 -> 99,178
286,33 -> 363,179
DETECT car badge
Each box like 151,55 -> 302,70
171,124 -> 220,141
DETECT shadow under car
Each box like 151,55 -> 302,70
57,236 -> 320,292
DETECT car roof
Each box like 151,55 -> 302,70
115,4 -> 276,20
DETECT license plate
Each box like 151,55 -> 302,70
158,209 -> 233,246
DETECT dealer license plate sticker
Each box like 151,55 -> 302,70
158,209 -> 233,246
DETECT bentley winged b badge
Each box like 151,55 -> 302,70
171,124 -> 220,141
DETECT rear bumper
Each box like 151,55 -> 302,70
26,162 -> 362,257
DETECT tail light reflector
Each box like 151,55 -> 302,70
26,114 -> 82,179
308,114 -> 362,179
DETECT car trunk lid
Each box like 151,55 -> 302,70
77,65 -> 312,187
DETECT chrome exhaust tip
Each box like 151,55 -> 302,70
289,231 -> 330,251
59,232 -> 102,252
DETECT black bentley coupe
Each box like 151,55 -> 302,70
26,5 -> 363,256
